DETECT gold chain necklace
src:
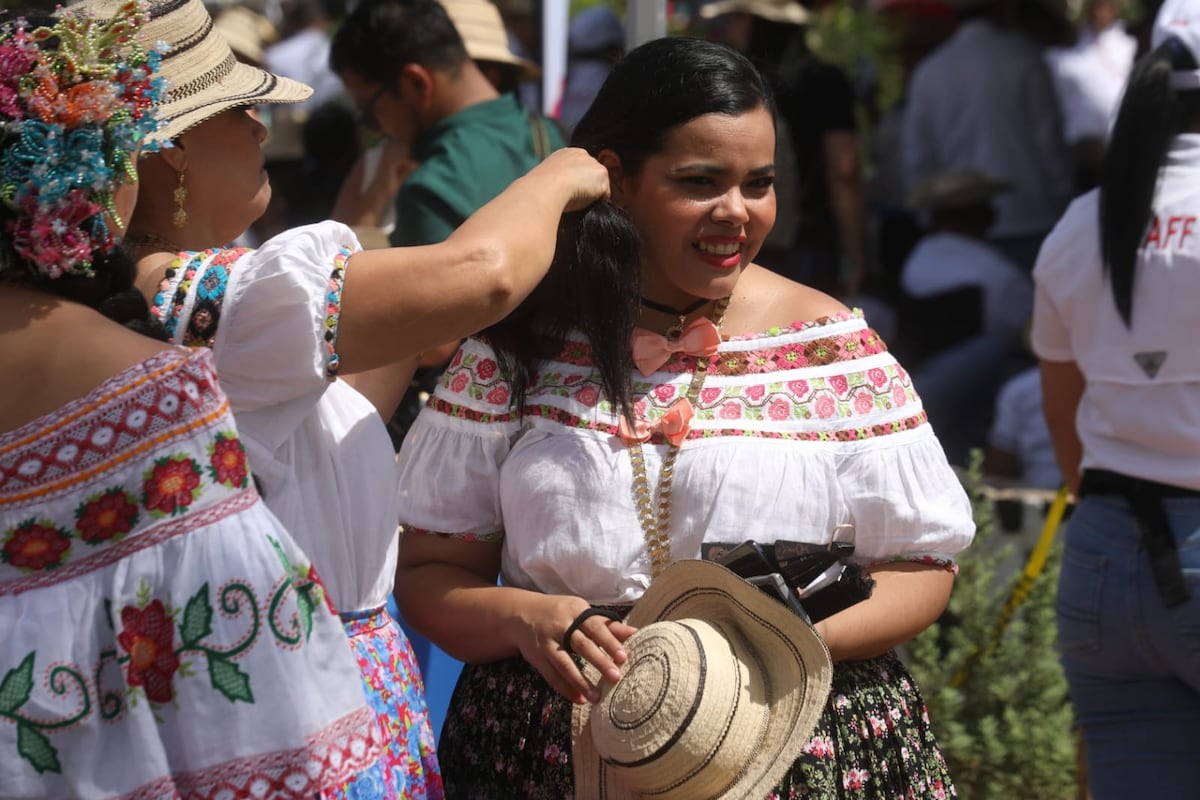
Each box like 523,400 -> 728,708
126,233 -> 185,253
629,295 -> 730,577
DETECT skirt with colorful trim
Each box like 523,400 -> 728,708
321,606 -> 445,800
437,650 -> 956,799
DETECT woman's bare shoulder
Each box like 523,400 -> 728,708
723,265 -> 850,336
0,291 -> 174,431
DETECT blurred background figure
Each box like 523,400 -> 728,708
1045,0 -> 1137,189
556,4 -> 625,134
442,0 -> 543,99
902,0 -> 1075,272
214,5 -> 278,67
900,169 -> 1034,465
264,0 -> 345,111
700,0 -> 870,301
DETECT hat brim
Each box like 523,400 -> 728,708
572,560 -> 832,800
699,0 -> 810,24
151,61 -> 311,142
471,45 -> 541,82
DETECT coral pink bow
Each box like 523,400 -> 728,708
631,318 -> 722,377
618,399 -> 695,446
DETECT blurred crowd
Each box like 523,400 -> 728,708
208,0 -> 1151,487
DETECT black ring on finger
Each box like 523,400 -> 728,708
560,607 -> 623,655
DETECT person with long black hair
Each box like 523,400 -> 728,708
1032,0 -> 1200,794
0,5 -> 382,796
393,36 -> 974,798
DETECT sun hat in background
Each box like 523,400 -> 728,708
907,170 -> 1012,211
698,0 -> 810,25
73,0 -> 311,142
213,5 -> 277,67
439,0 -> 540,81
571,559 -> 833,800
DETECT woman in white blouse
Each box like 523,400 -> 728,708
1033,2 -> 1200,794
395,37 -> 974,798
116,1 -> 609,797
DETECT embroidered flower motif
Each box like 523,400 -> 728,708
892,384 -> 908,408
718,401 -> 742,420
449,372 -> 470,393
745,384 -> 766,402
208,432 -> 249,489
142,456 -> 203,517
853,390 -> 876,415
815,393 -> 837,419
787,379 -> 810,397
485,386 -> 510,406
768,400 -> 791,421
306,563 -> 337,616
117,600 -> 180,704
75,488 -> 139,544
2,519 -> 71,571
867,367 -> 889,388
653,384 -> 676,403
829,374 -> 850,396
195,264 -> 228,302
844,768 -> 870,790
775,343 -> 807,367
574,385 -> 600,407
450,349 -> 464,369
743,349 -> 775,373
699,387 -> 723,405
476,358 -> 498,381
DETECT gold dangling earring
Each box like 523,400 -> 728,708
172,170 -> 188,228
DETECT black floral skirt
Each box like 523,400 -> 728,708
437,650 -> 956,799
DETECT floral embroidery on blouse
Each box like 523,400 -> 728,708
323,246 -> 352,380
150,248 -> 249,346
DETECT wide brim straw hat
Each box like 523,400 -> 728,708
698,0 -> 810,25
71,0 -> 311,143
907,170 -> 1012,211
440,0 -> 541,81
571,560 -> 833,800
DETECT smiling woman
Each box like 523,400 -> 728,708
393,35 -> 974,799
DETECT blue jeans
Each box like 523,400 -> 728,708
1057,495 -> 1200,798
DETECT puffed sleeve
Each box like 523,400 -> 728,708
211,222 -> 357,416
829,348 -> 975,568
396,336 -> 521,541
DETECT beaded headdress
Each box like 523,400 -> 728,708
0,1 -> 168,281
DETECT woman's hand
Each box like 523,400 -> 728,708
513,593 -> 637,705
524,147 -> 611,213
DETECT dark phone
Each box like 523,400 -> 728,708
775,541 -> 856,588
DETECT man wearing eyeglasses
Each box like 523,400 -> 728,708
330,0 -> 563,250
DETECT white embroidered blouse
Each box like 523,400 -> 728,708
396,311 -> 975,606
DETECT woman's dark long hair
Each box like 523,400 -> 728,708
1101,37 -> 1200,328
0,10 -> 166,341
485,36 -> 773,422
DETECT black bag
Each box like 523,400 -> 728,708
702,528 -> 874,623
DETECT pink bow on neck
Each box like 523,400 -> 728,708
631,317 -> 722,377
618,398 -> 695,446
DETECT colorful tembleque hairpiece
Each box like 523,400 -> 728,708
0,1 -> 168,280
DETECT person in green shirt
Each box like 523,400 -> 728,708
330,0 -> 563,249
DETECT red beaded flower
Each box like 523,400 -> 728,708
117,600 -> 180,704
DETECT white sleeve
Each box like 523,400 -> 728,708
395,337 -> 521,540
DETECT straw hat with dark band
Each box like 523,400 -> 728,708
571,560 -> 833,800
440,0 -> 540,81
72,0 -> 311,142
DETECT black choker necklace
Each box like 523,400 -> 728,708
640,295 -> 712,340
640,296 -> 709,317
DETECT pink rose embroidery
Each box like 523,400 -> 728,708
868,367 -> 888,388
574,385 -> 600,407
700,387 -> 723,404
815,394 -> 837,419
476,358 -> 497,380
787,380 -> 809,397
854,391 -> 875,415
829,374 -> 849,395
768,401 -> 791,421
745,384 -> 766,401
892,384 -> 907,407
485,386 -> 510,406
719,402 -> 743,420
449,372 -> 470,393
654,384 -> 677,403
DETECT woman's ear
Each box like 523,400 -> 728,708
596,149 -> 626,207
157,137 -> 187,173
